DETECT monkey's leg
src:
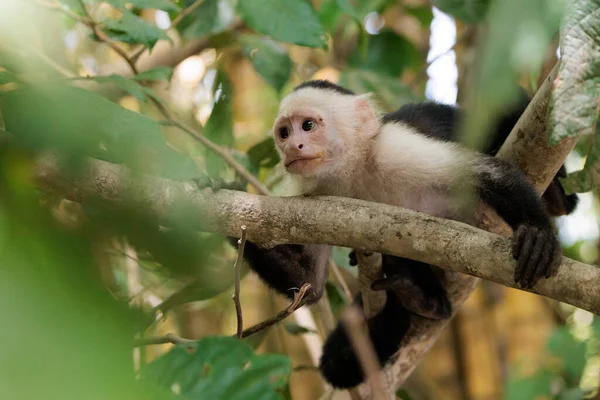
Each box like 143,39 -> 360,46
227,240 -> 331,304
348,252 -> 452,319
371,255 -> 452,320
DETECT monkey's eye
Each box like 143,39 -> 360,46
302,120 -> 315,131
279,127 -> 290,139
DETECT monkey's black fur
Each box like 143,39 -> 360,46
293,79 -> 355,96
225,81 -> 579,389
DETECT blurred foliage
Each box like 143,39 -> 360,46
0,0 -> 599,399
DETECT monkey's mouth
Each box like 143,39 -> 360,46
285,157 -> 321,168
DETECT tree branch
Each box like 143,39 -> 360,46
32,152 -> 597,315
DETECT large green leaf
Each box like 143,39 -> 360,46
103,9 -> 170,50
204,69 -> 234,177
458,0 -> 566,150
547,327 -> 587,384
237,0 -> 328,49
247,136 -> 280,169
240,34 -> 292,92
140,337 -> 291,399
105,0 -> 180,11
548,0 -> 600,193
177,0 -> 237,39
0,149 -> 150,400
431,0 -> 491,23
503,368 -> 553,400
134,67 -> 174,82
92,74 -> 165,105
339,69 -> 419,111
350,30 -> 421,77
0,83 -> 200,180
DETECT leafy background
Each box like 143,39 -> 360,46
0,0 -> 599,399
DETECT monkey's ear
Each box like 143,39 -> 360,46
354,94 -> 379,137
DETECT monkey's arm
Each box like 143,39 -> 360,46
229,239 -> 331,304
474,157 -> 562,288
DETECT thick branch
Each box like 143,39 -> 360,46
33,153 -> 598,315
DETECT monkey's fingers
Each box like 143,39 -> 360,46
513,225 -> 537,286
348,250 -> 358,266
521,230 -> 546,288
528,239 -> 553,288
546,243 -> 562,279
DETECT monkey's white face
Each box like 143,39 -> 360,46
272,107 -> 339,176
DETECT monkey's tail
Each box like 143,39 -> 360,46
318,291 -> 411,389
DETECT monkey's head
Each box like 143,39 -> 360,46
272,80 -> 381,177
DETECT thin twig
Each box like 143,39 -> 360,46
133,333 -> 195,347
134,284 -> 313,347
130,0 -> 206,62
36,0 -> 91,23
40,0 -> 269,195
161,120 -> 270,195
330,260 -> 353,303
240,283 -> 312,338
232,225 -> 247,338
341,306 -> 390,400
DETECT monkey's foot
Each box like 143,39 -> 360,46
512,224 -> 562,289
192,176 -> 245,192
347,250 -> 374,266
371,274 -> 452,320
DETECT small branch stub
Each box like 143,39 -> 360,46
232,225 -> 247,338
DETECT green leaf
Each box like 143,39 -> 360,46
318,0 -> 344,31
103,9 -> 170,50
559,388 -> 585,400
140,337 -> 291,399
350,30 -> 421,77
237,0 -> 328,48
204,69 -> 234,177
551,0 -> 600,144
134,67 -> 174,82
404,5 -> 434,26
504,369 -> 553,400
247,136 -> 280,169
177,0 -> 236,39
240,35 -> 292,92
0,159 -> 150,399
458,0 -> 566,150
0,83 -> 200,181
548,0 -> 600,193
0,70 -> 19,84
127,0 -> 180,11
339,69 -> 419,111
283,323 -> 318,335
431,0 -> 491,23
354,0 -> 392,19
336,0 -> 360,19
547,327 -> 587,384
92,74 -> 165,104
104,0 -> 180,10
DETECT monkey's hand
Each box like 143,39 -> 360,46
192,176 -> 246,192
512,225 -> 562,289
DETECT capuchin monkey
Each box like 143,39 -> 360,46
217,80 -> 578,389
